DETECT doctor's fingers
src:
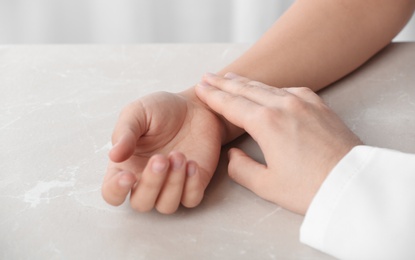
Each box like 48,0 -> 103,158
201,73 -> 289,106
283,87 -> 323,104
195,82 -> 284,137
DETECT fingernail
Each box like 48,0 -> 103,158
118,172 -> 133,187
152,159 -> 168,173
172,155 -> 184,170
224,72 -> 239,79
187,162 -> 197,177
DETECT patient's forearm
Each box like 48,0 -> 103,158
186,0 -> 415,143
220,0 -> 415,91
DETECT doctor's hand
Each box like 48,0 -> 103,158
195,73 -> 363,215
101,91 -> 224,214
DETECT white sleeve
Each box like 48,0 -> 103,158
300,145 -> 415,259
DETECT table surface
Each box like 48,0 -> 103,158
1,43 -> 414,259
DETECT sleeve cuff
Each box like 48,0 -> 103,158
300,145 -> 376,251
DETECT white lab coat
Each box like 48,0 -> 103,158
300,146 -> 415,259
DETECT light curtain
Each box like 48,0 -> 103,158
0,0 -> 413,44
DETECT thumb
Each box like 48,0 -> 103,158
227,148 -> 268,195
109,130 -> 137,163
109,102 -> 148,163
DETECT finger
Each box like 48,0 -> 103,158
181,161 -> 204,208
110,101 -> 147,162
223,72 -> 251,83
284,87 -> 322,103
227,148 -> 270,199
154,151 -> 187,214
109,131 -> 136,163
195,81 -> 263,134
129,154 -> 169,212
102,169 -> 137,206
202,73 -> 287,106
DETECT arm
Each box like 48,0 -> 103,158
220,0 -> 415,90
195,73 -> 415,258
102,0 -> 414,214
186,0 -> 415,142
301,146 -> 415,259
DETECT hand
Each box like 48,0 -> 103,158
195,73 -> 363,215
102,91 -> 224,214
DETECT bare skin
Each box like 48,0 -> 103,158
102,92 -> 223,214
195,73 -> 363,214
101,0 -> 415,214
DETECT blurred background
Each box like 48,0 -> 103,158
1,0 -> 414,44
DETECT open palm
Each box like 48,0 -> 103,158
102,91 -> 223,213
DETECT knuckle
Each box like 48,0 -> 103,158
254,107 -> 277,123
288,87 -> 323,103
247,80 -> 265,88
212,76 -> 227,88
245,81 -> 257,87
241,82 -> 260,94
296,86 -> 313,93
227,81 -> 258,97
283,95 -> 307,112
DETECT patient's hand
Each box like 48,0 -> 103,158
102,91 -> 223,214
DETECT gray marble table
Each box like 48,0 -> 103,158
1,43 -> 414,259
